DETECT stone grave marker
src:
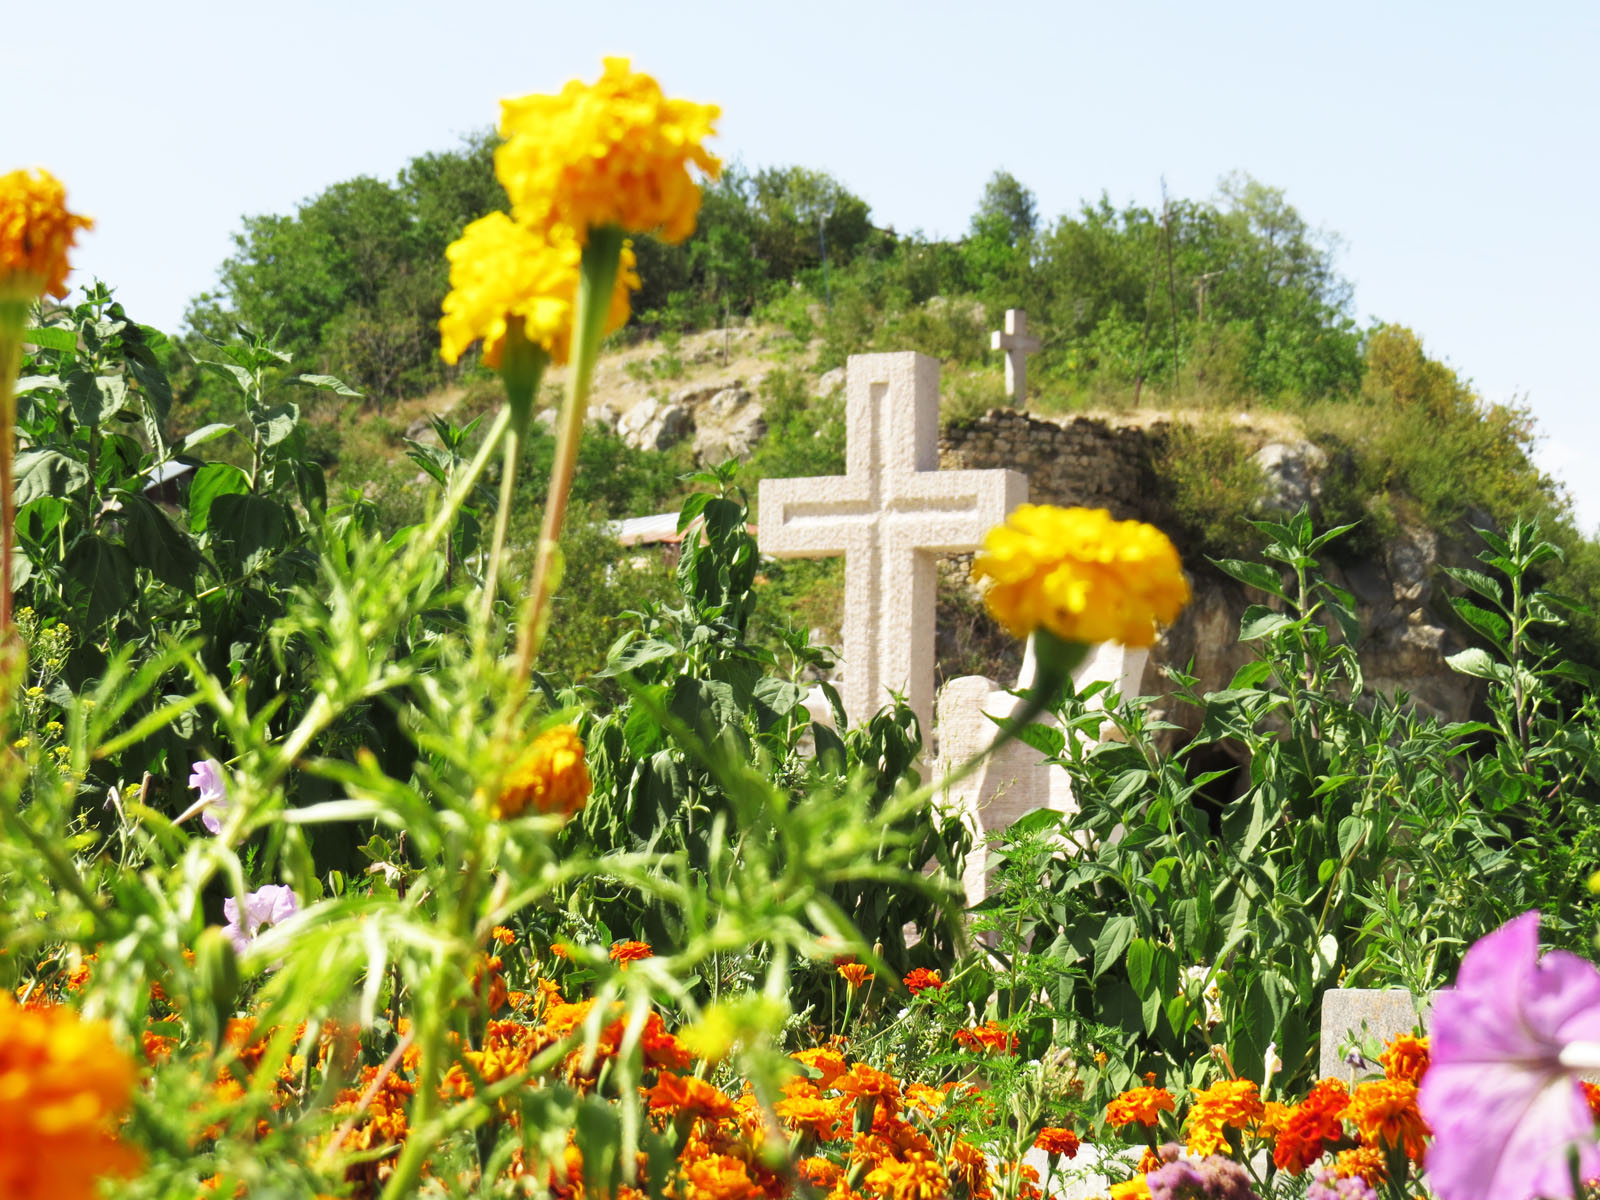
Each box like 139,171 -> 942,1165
938,641 -> 1149,906
1318,988 -> 1428,1081
758,352 -> 1026,740
991,308 -> 1041,403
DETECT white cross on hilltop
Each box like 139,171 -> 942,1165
991,308 -> 1041,403
757,352 -> 1026,740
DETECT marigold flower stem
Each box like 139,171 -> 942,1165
513,226 -> 624,686
0,305 -> 24,637
414,404 -> 511,567
478,422 -> 522,630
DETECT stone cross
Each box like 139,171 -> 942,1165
991,308 -> 1041,403
758,352 -> 1026,739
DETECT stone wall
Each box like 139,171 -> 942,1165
939,410 -> 1172,525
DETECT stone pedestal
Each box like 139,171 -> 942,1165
1318,988 -> 1428,1080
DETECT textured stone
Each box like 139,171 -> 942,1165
990,309 -> 1041,403
758,352 -> 1026,738
1253,440 -> 1327,514
1319,988 -> 1428,1081
617,398 -> 693,451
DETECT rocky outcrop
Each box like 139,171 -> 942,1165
939,408 -> 1484,743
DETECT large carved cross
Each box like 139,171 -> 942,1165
758,352 -> 1026,739
991,308 -> 1041,403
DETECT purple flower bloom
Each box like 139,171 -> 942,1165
1307,1164 -> 1376,1200
1420,910 -> 1600,1200
182,757 -> 231,834
1146,1146 -> 1259,1200
221,884 -> 300,954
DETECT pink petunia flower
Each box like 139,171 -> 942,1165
178,758 -> 231,833
1420,911 -> 1600,1200
221,884 -> 300,955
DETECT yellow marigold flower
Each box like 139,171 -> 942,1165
438,213 -> 638,367
1184,1077 -> 1264,1156
971,505 -> 1190,648
0,168 -> 93,303
1379,1031 -> 1429,1085
494,724 -> 591,819
496,57 -> 720,243
836,962 -> 874,989
1109,1177 -> 1152,1200
0,995 -> 139,1200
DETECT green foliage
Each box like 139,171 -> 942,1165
569,472 -> 967,996
979,511 -> 1600,1098
1157,418 -> 1270,558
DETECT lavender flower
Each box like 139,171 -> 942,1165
1419,910 -> 1600,1200
221,884 -> 300,954
1306,1164 -> 1377,1200
180,758 -> 231,834
1146,1145 -> 1259,1200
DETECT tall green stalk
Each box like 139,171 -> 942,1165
512,227 -> 624,686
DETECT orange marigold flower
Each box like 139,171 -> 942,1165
904,1082 -> 947,1118
1136,1146 -> 1162,1175
902,967 -> 943,996
647,1071 -> 737,1121
609,939 -> 653,967
1346,1078 -> 1428,1162
1585,1080 -> 1600,1123
141,1029 -> 177,1065
837,962 -> 874,989
793,1046 -> 849,1088
833,1062 -> 902,1114
972,505 -> 1190,648
496,58 -> 720,244
1379,1032 -> 1430,1085
775,1083 -> 854,1141
1335,1145 -> 1387,1184
1256,1100 -> 1293,1140
1272,1078 -> 1350,1175
947,1138 -> 991,1198
954,1021 -> 1018,1054
0,995 -> 139,1200
1105,1084 -> 1177,1128
799,1157 -> 844,1188
1185,1078 -> 1264,1156
1033,1126 -> 1081,1157
681,1152 -> 763,1200
863,1156 -> 948,1200
490,925 -> 516,946
0,168 -> 93,303
495,724 -> 591,819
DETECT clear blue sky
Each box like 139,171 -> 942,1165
4,0 -> 1596,528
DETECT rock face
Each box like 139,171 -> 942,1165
616,398 -> 692,452
939,408 -> 1484,743
691,386 -> 766,463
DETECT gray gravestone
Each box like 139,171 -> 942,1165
1318,988 -> 1428,1080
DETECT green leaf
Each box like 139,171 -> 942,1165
1336,814 -> 1366,860
62,534 -> 135,627
124,339 -> 173,425
1014,720 -> 1066,758
119,493 -> 200,592
1126,937 -> 1155,994
23,325 -> 77,352
187,462 -> 250,533
1449,596 -> 1510,644
285,372 -> 362,397
1211,558 -> 1287,599
179,423 -> 238,452
1446,647 -> 1510,682
253,401 -> 300,447
65,369 -> 128,426
1442,566 -> 1505,606
15,449 -> 90,506
208,493 -> 287,572
1093,914 -> 1137,980
1239,605 -> 1293,641
597,637 -> 678,678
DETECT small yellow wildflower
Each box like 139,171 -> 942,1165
493,724 -> 591,820
0,168 -> 93,303
438,214 -> 638,367
495,58 -> 720,243
972,505 -> 1190,648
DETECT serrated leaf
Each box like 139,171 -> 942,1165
14,449 -> 90,506
208,493 -> 287,572
1446,647 -> 1510,682
1211,558 -> 1287,599
179,423 -> 238,452
119,493 -> 199,592
285,372 -> 362,397
187,462 -> 250,533
62,534 -> 135,627
253,401 -> 300,447
1239,605 -> 1294,641
1014,720 -> 1066,758
65,369 -> 128,426
22,325 -> 77,353
1449,596 -> 1509,644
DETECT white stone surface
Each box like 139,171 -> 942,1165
940,642 -> 1149,906
1318,988 -> 1428,1081
990,309 -> 1041,403
758,352 -> 1026,739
